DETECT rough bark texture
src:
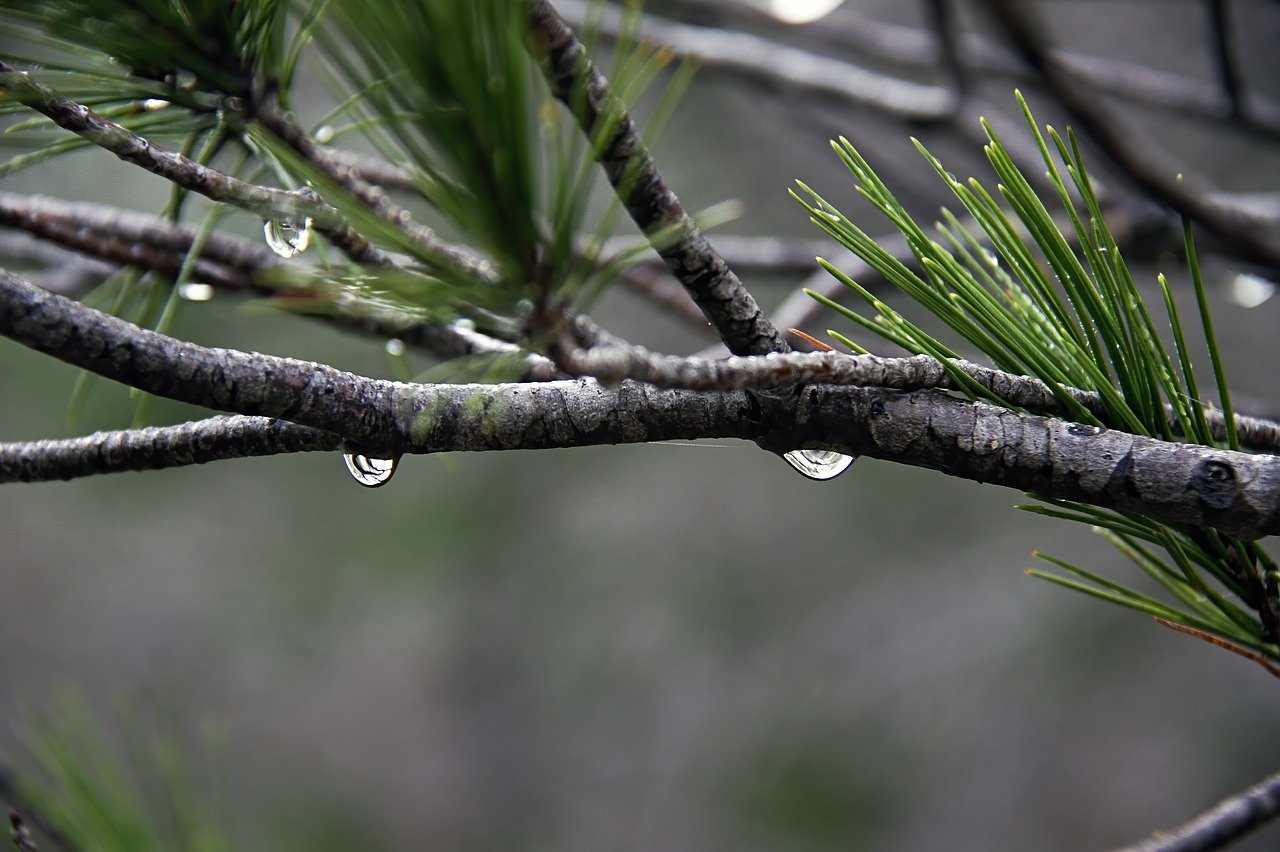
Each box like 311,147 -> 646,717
777,386 -> 1280,541
0,416 -> 339,483
527,0 -> 789,357
3,269 -> 1278,539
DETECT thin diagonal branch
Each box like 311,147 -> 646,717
985,1 -> 1280,270
1118,768 -> 1280,851
526,0 -> 790,356
0,61 -> 395,267
0,416 -> 340,483
250,104 -> 499,284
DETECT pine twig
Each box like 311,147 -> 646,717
250,104 -> 499,284
0,60 -> 394,267
526,0 -> 790,357
1118,768 -> 1280,852
0,416 -> 339,483
0,193 -> 558,379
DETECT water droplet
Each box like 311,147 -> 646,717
981,248 -> 1000,267
1067,423 -> 1104,436
343,453 -> 398,488
1227,272 -> 1276,309
313,124 -> 336,145
783,449 -> 856,481
263,216 -> 313,258
142,98 -> 169,111
178,282 -> 214,302
385,338 -> 406,356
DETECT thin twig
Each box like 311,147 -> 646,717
985,1 -> 1280,270
250,104 -> 499,284
1152,617 -> 1280,679
1117,767 -> 1280,851
526,0 -> 790,356
0,192 -> 558,379
0,416 -> 339,483
1206,0 -> 1245,120
0,61 -> 394,267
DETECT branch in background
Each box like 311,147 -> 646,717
0,193 -> 560,380
0,60 -> 395,267
527,0 -> 790,356
0,416 -> 340,483
1207,0 -> 1245,120
0,230 -> 116,294
924,0 -> 966,101
554,0 -> 955,121
985,1 -> 1280,270
5,267 -> 1279,538
807,1 -> 1280,136
1119,767 -> 1280,852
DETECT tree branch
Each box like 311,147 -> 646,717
526,0 -> 790,356
554,0 -> 955,121
985,0 -> 1280,270
0,61 -> 395,267
0,416 -> 339,483
1118,767 -> 1280,852
3,268 -> 1279,539
0,192 -> 559,380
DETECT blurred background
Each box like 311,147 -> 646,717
2,1 -> 1280,849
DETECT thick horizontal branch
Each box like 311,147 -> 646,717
1119,767 -> 1280,852
0,62 -> 394,267
3,268 -> 1279,538
553,335 -> 1280,454
526,0 -> 789,357
0,416 -> 339,483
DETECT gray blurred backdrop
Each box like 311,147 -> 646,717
2,1 -> 1279,849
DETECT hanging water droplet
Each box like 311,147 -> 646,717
178,282 -> 214,302
313,124 -> 336,145
1227,272 -> 1276,309
142,98 -> 170,111
263,216 -> 313,259
783,449 -> 856,481
385,338 -> 406,357
343,453 -> 398,488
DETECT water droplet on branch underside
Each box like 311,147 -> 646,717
263,216 -> 313,258
782,449 -> 856,481
343,453 -> 398,487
